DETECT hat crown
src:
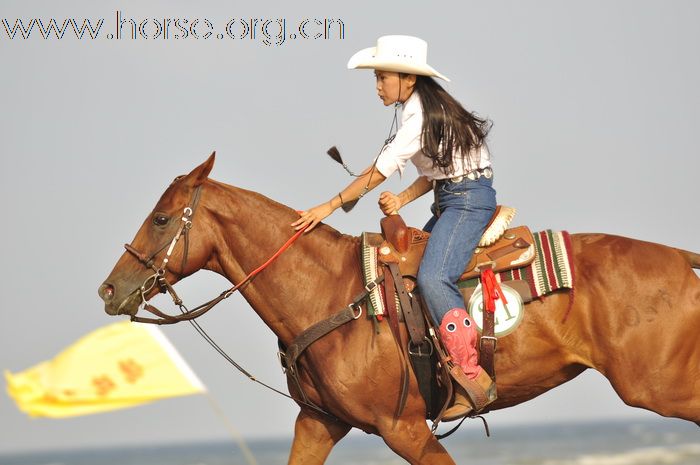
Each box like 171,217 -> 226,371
373,35 -> 428,64
346,34 -> 450,81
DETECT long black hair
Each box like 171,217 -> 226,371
412,75 -> 492,175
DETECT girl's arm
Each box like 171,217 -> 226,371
378,175 -> 432,215
292,165 -> 387,232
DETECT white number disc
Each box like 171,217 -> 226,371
467,283 -> 524,337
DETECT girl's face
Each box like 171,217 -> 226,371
374,70 -> 416,106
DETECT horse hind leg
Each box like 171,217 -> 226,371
288,409 -> 351,465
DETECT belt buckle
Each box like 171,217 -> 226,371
449,167 -> 493,183
466,167 -> 493,181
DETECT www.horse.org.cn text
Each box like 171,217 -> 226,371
1,11 -> 346,46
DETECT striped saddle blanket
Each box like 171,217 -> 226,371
361,230 -> 575,318
458,230 -> 575,299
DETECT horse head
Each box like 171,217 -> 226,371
98,153 -> 216,316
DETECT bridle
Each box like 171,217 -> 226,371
122,184 -> 212,324
123,183 -> 308,325
124,183 -> 240,325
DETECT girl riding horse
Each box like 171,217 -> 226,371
292,35 -> 497,420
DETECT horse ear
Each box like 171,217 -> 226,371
184,151 -> 216,187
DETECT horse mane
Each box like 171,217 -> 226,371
205,178 -> 361,248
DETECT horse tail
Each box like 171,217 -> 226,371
675,248 -> 700,269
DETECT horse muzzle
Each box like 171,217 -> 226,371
98,282 -> 142,316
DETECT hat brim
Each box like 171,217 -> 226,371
347,46 -> 450,82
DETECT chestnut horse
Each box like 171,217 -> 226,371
99,154 -> 700,465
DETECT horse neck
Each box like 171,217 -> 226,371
201,180 -> 363,344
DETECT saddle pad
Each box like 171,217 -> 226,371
361,233 -> 400,319
458,230 -> 575,298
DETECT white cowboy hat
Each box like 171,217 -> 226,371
347,35 -> 450,82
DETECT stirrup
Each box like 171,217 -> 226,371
449,366 -> 497,413
442,385 -> 474,422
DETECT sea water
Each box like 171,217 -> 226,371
2,418 -> 698,465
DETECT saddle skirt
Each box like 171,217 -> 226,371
370,206 -> 536,284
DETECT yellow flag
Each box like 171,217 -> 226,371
5,321 -> 205,418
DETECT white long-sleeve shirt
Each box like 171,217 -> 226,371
374,90 -> 491,181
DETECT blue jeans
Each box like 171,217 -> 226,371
417,175 -> 497,325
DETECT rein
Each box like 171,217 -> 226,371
121,183 -> 493,431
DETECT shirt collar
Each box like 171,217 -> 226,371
400,89 -> 420,121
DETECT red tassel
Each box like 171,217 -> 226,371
480,268 -> 508,313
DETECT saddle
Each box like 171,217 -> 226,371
372,206 -> 536,287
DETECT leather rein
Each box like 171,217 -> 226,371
121,185 -> 496,432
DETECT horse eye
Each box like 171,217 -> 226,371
152,214 -> 169,226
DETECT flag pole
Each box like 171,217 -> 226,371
204,392 -> 259,465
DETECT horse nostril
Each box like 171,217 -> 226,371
100,283 -> 115,300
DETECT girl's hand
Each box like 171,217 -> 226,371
378,191 -> 402,216
291,202 -> 334,233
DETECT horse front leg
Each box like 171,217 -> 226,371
377,415 -> 456,465
288,409 -> 351,465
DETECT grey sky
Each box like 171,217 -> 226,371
1,0 -> 699,455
